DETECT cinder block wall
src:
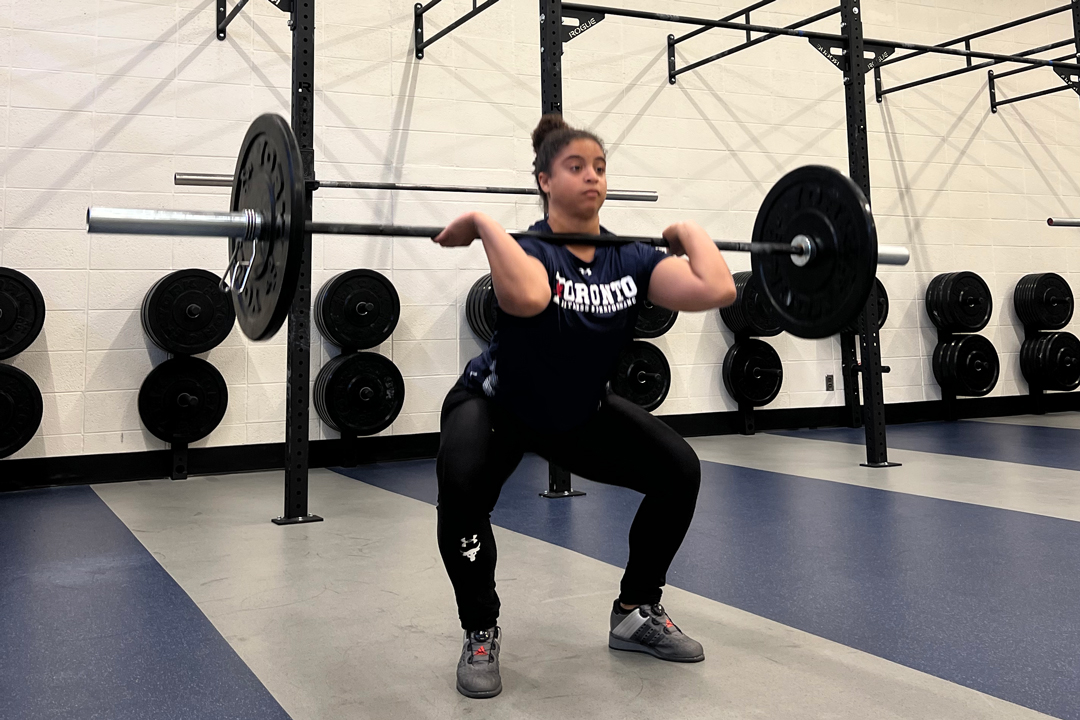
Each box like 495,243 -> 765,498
1,0 -> 1078,458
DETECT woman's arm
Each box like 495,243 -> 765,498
434,212 -> 551,317
647,221 -> 737,312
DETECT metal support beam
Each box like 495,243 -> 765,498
993,83 -> 1074,111
415,0 -> 502,59
540,0 -> 563,114
671,0 -> 776,45
839,0 -> 896,468
216,0 -> 251,41
273,0 -> 322,526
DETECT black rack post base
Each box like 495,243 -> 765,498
171,441 -> 189,480
541,462 -> 586,498
272,514 -> 325,525
861,461 -> 902,469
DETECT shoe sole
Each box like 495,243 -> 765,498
456,682 -> 503,699
608,634 -> 705,663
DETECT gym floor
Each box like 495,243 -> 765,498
3,415 -> 1079,720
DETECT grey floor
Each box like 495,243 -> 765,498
94,457 -> 1057,720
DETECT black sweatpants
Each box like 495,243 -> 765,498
436,379 -> 702,631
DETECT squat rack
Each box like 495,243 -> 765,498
418,0 -> 1080,466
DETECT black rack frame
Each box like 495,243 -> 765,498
414,0 -> 505,60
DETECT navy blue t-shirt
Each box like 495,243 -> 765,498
463,219 -> 669,430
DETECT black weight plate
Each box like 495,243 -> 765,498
946,271 -> 993,332
1015,273 -> 1073,330
1020,335 -> 1040,386
609,340 -> 671,412
315,269 -> 400,350
138,356 -> 228,443
635,299 -> 678,338
0,268 -> 46,361
720,271 -> 782,337
751,166 -> 877,339
230,114 -> 305,341
142,269 -> 236,355
951,334 -> 999,397
931,340 -> 951,390
0,364 -> 42,458
313,352 -> 405,436
1038,331 -> 1080,391
722,338 -> 783,407
844,277 -> 889,334
925,273 -> 956,331
466,274 -> 496,344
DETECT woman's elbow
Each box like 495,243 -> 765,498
713,279 -> 737,309
499,286 -> 551,317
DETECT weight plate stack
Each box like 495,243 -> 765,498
0,364 -> 43,459
719,271 -> 782,337
609,340 -> 671,412
1020,331 -> 1080,391
926,271 -> 993,333
141,269 -> 236,355
932,334 -> 999,397
315,269 -> 400,350
1014,273 -> 1073,331
0,267 -> 47,361
722,339 -> 784,407
842,277 -> 889,334
314,351 -> 405,436
138,356 -> 229,443
635,300 -> 678,338
466,274 -> 497,344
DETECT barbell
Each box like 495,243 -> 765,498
85,113 -> 909,341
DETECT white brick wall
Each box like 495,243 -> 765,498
1,0 -> 1079,459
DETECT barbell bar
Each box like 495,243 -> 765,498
84,113 -> 910,342
1048,218 -> 1080,227
86,206 -> 909,264
174,172 -> 661,202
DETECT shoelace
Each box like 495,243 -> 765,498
466,632 -> 496,664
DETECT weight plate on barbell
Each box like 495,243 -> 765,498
230,114 -> 305,342
1014,273 -> 1073,331
138,356 -> 229,443
751,165 -> 877,339
313,351 -> 405,436
0,364 -> 42,459
141,269 -> 236,355
609,340 -> 671,412
722,338 -> 784,407
635,299 -> 678,339
0,268 -> 46,361
315,269 -> 400,350
720,271 -> 782,337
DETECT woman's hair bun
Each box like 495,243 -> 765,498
532,114 -> 570,153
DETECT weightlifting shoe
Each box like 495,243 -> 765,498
609,600 -> 705,662
456,626 -> 502,698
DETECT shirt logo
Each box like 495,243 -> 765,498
552,271 -> 638,314
578,267 -> 592,277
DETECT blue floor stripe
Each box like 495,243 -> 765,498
337,456 -> 1080,720
0,486 -> 291,720
774,420 -> 1080,470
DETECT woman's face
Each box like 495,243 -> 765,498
539,138 -> 607,218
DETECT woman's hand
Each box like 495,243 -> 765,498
433,212 -> 481,247
662,222 -> 691,256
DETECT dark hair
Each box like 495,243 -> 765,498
532,114 -> 605,213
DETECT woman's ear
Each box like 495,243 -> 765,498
538,171 -> 551,195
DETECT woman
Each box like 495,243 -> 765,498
432,115 -> 737,699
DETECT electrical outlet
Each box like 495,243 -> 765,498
825,374 -> 834,391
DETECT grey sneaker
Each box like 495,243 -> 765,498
608,601 -> 705,662
456,626 -> 502,698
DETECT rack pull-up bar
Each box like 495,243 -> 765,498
562,3 -> 1080,73
879,38 -> 1076,98
877,3 -> 1075,68
995,52 -> 1076,80
673,6 -> 840,80
670,0 -> 775,45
